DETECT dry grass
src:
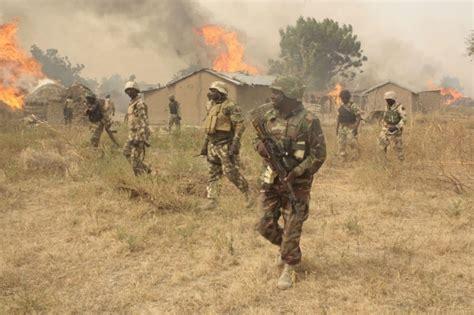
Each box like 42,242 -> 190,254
0,112 -> 473,313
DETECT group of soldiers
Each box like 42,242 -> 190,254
335,89 -> 407,161
74,76 -> 406,290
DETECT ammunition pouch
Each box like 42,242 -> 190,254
384,109 -> 402,125
204,102 -> 232,135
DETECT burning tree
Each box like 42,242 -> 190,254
268,17 -> 367,89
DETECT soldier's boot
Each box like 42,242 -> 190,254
199,199 -> 218,210
275,255 -> 284,267
277,264 -> 295,290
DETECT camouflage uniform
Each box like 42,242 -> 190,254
63,98 -> 73,125
123,95 -> 152,175
378,103 -> 407,161
203,97 -> 249,201
256,103 -> 326,265
337,102 -> 362,160
168,99 -> 181,131
90,98 -> 119,147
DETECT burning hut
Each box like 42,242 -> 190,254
24,83 -> 66,123
143,68 -> 275,125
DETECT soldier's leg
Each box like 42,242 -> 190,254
280,188 -> 310,265
217,144 -> 249,194
123,140 -> 132,162
393,133 -> 404,161
337,128 -> 348,160
377,130 -> 389,155
206,143 -> 223,200
257,186 -> 283,246
90,122 -> 104,147
168,117 -> 173,132
131,143 -> 151,176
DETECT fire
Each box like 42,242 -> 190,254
0,20 -> 44,110
427,79 -> 463,105
327,83 -> 343,106
197,25 -> 259,74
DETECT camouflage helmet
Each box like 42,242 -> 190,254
384,91 -> 397,101
168,94 -> 175,100
270,76 -> 306,100
209,81 -> 228,95
124,80 -> 140,93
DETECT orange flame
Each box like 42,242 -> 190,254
427,79 -> 463,105
197,25 -> 259,74
0,20 -> 44,110
327,83 -> 343,106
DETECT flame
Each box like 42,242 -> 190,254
197,25 -> 259,74
327,83 -> 343,106
426,80 -> 463,105
0,20 -> 44,110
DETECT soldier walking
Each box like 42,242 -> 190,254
199,81 -> 250,210
336,90 -> 362,161
168,95 -> 181,132
253,76 -> 326,290
85,93 -> 119,148
378,91 -> 407,161
123,81 -> 152,176
63,96 -> 74,125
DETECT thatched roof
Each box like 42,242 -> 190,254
25,83 -> 66,104
65,83 -> 93,101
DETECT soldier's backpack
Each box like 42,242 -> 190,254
338,104 -> 357,124
383,108 -> 402,125
87,101 -> 103,123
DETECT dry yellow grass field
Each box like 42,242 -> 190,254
0,112 -> 473,313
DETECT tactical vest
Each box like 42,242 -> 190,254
169,101 -> 179,115
383,107 -> 402,125
204,100 -> 233,135
87,100 -> 103,123
338,104 -> 357,124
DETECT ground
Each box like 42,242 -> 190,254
0,112 -> 472,313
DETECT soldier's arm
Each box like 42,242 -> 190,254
230,104 -> 245,140
397,105 -> 407,129
292,116 -> 326,176
134,102 -> 150,142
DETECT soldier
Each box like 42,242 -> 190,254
85,93 -> 120,148
378,91 -> 407,161
168,95 -> 181,132
199,81 -> 250,210
123,81 -> 152,176
104,94 -> 116,118
336,90 -> 362,161
253,76 -> 326,290
63,96 -> 74,125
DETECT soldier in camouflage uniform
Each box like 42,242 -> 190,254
378,91 -> 407,161
63,96 -> 74,125
336,90 -> 362,161
199,81 -> 250,210
123,81 -> 152,176
168,95 -> 181,132
254,76 -> 326,290
85,93 -> 120,148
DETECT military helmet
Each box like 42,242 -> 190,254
209,81 -> 228,95
270,76 -> 306,100
339,89 -> 351,99
124,80 -> 140,93
168,94 -> 175,100
384,91 -> 397,101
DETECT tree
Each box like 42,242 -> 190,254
268,17 -> 367,89
30,45 -> 97,89
467,30 -> 474,59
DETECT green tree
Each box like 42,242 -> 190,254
467,30 -> 474,59
269,17 -> 367,89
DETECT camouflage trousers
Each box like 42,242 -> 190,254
337,125 -> 359,160
378,129 -> 404,161
257,181 -> 311,265
123,141 -> 152,176
206,142 -> 249,199
168,114 -> 181,131
91,118 -> 119,147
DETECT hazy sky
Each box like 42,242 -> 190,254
1,0 -> 473,95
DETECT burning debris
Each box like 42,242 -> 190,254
197,25 -> 259,74
427,80 -> 464,106
0,20 -> 44,111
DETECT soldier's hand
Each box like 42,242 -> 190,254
284,170 -> 297,184
229,139 -> 240,156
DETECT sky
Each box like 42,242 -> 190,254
1,0 -> 473,96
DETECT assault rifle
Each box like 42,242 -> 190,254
252,117 -> 300,215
